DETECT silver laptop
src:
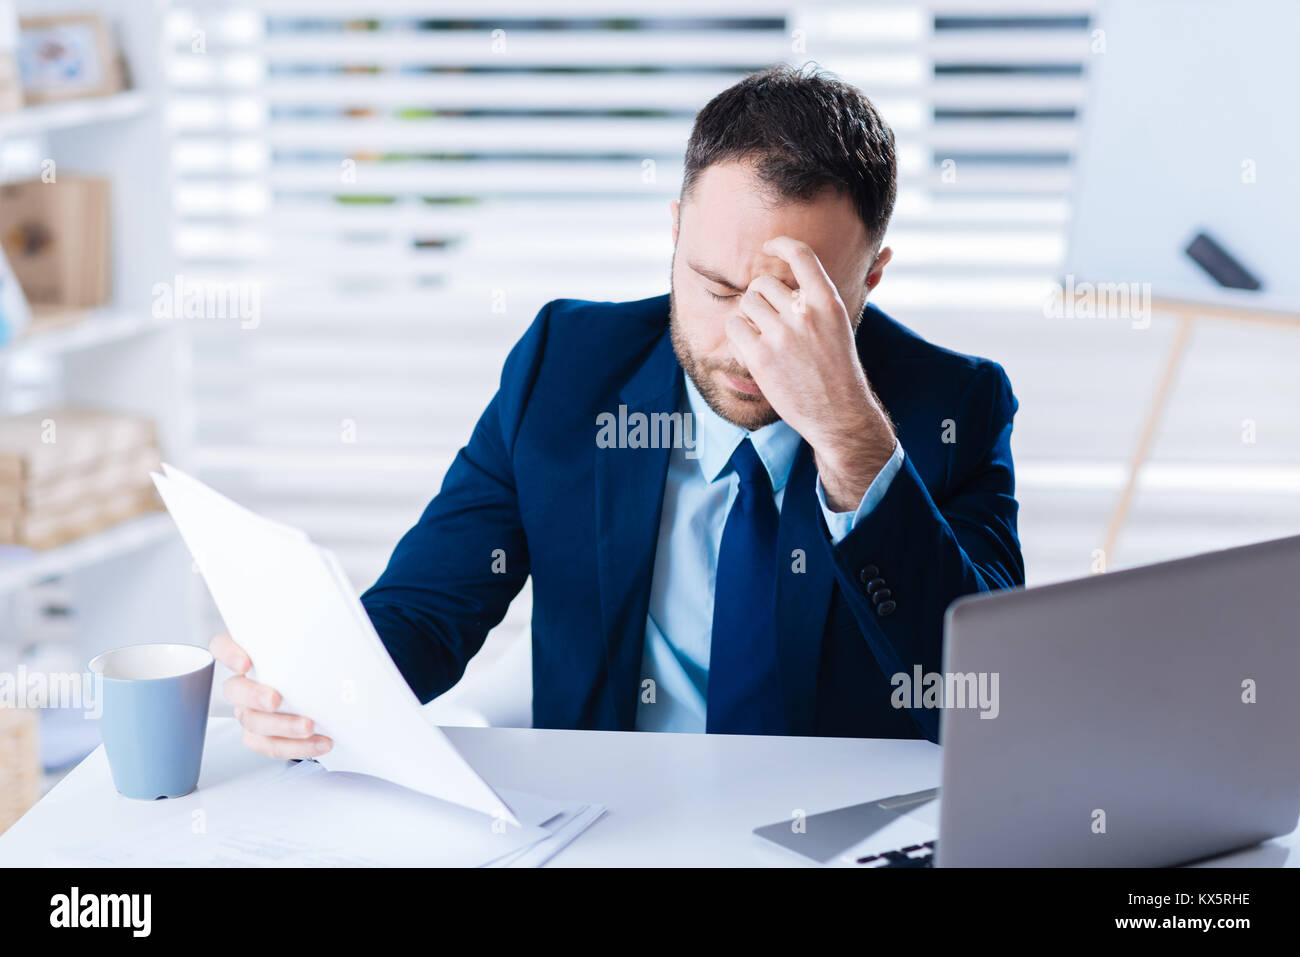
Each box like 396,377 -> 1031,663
755,533 -> 1300,866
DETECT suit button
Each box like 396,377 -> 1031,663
859,565 -> 880,583
864,577 -> 887,595
871,588 -> 892,604
876,600 -> 896,617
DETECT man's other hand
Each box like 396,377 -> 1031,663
210,632 -> 333,760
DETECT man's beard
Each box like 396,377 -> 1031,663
668,284 -> 782,432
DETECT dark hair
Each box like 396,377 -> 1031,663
681,63 -> 897,247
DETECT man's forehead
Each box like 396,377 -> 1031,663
682,224 -> 862,290
685,252 -> 797,289
680,170 -> 871,285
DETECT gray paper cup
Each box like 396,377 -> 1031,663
88,643 -> 214,800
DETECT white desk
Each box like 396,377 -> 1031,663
1,718 -> 1295,867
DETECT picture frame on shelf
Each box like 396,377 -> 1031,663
15,13 -> 123,106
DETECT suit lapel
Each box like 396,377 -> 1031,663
774,443 -> 835,734
594,331 -> 681,730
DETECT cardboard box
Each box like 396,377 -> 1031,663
0,407 -> 158,485
0,488 -> 163,549
0,177 -> 111,309
0,406 -> 165,549
0,484 -> 162,550
0,444 -> 162,515
0,53 -> 20,113
0,3 -> 19,113
0,707 -> 39,836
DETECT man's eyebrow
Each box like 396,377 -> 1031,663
686,261 -> 745,292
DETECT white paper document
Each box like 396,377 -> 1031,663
151,464 -> 518,824
57,760 -> 570,868
484,802 -> 609,868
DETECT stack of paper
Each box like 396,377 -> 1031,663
485,802 -> 608,868
146,464 -> 605,866
58,758 -> 603,868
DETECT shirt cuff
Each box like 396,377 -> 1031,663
815,440 -> 905,545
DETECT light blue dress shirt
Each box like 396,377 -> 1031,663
634,376 -> 905,732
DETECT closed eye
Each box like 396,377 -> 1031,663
687,260 -> 744,300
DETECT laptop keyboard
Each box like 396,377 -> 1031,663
855,839 -> 936,867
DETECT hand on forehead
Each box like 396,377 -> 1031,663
679,162 -> 872,294
685,233 -> 859,303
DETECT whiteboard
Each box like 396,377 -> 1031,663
1065,0 -> 1300,314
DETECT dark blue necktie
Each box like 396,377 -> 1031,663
707,438 -> 784,734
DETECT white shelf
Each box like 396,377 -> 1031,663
0,512 -> 176,594
0,91 -> 150,140
0,311 -> 171,365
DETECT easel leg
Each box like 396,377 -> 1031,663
1101,315 -> 1194,564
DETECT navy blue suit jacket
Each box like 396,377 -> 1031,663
361,294 -> 1023,742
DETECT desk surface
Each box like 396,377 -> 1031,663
1,718 -> 1295,867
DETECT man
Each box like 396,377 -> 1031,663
213,64 -> 1023,757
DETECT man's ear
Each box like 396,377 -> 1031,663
670,198 -> 680,245
866,246 -> 893,294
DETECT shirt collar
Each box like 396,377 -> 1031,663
682,374 -> 802,493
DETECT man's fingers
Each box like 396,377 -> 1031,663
738,284 -> 782,331
762,236 -> 841,312
746,274 -> 796,320
238,707 -> 317,739
223,673 -> 282,711
725,312 -> 760,353
210,632 -> 251,674
241,727 -> 333,761
725,314 -> 768,378
213,635 -> 333,763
